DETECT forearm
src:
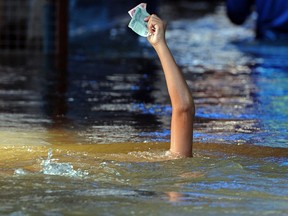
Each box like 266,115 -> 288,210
153,41 -> 194,111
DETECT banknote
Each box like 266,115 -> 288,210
128,5 -> 150,37
128,3 -> 147,18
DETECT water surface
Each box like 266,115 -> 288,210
0,2 -> 288,216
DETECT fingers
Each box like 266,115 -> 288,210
145,14 -> 162,34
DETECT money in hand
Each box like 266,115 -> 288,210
128,3 -> 150,37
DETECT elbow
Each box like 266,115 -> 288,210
173,99 -> 195,117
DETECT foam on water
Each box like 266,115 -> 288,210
14,149 -> 89,178
40,149 -> 89,177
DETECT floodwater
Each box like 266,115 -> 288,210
1,1 -> 288,216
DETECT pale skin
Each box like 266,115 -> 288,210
145,15 -> 195,157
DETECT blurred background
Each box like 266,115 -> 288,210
0,0 -> 221,67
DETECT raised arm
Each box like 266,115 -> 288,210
145,15 -> 195,157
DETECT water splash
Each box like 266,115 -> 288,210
14,168 -> 30,175
40,149 -> 89,178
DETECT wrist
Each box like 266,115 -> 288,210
152,40 -> 168,51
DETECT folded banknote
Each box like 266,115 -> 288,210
128,3 -> 147,18
128,4 -> 150,37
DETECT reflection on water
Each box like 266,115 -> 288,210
0,1 -> 288,215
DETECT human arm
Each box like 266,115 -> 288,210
226,0 -> 254,25
145,15 -> 195,157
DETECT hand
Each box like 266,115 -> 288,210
144,14 -> 166,47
